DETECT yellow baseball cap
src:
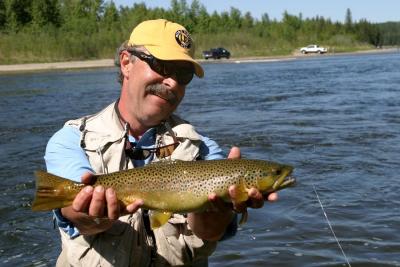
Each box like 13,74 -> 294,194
128,19 -> 204,78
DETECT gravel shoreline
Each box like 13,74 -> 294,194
0,48 -> 398,74
0,59 -> 115,73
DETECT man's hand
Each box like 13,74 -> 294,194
224,146 -> 278,211
60,172 -> 143,235
188,146 -> 279,241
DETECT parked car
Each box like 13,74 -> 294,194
300,44 -> 328,54
202,47 -> 231,59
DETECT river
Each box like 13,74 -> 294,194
0,51 -> 399,266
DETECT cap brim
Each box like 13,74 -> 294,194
145,45 -> 204,78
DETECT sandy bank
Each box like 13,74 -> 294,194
0,59 -> 114,73
0,48 -> 398,74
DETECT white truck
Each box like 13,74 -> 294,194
300,44 -> 328,54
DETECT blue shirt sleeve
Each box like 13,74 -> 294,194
45,126 -> 91,238
199,134 -> 225,160
45,126 -> 93,181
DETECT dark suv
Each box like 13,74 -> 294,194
202,47 -> 231,60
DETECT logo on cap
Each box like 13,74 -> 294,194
175,30 -> 192,49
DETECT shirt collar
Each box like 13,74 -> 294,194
128,128 -> 157,148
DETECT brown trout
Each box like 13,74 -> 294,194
32,159 -> 295,227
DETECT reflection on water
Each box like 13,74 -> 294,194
1,52 -> 399,266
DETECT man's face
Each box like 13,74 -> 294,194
121,49 -> 193,128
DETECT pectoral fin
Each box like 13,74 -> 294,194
150,211 -> 172,229
235,179 -> 249,203
233,180 -> 250,225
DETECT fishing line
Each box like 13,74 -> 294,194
312,184 -> 352,267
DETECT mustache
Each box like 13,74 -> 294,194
145,84 -> 178,105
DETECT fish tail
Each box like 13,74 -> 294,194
31,170 -> 79,211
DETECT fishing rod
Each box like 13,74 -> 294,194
312,184 -> 352,267
305,144 -> 351,265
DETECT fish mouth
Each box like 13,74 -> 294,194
279,175 -> 296,189
273,167 -> 296,190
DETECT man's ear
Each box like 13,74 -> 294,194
120,51 -> 131,78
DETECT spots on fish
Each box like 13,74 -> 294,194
94,159 -> 292,199
33,159 -> 294,213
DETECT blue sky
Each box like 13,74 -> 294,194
113,0 -> 399,23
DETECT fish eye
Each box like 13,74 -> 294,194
271,169 -> 281,176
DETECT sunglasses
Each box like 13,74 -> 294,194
125,142 -> 179,160
128,50 -> 194,85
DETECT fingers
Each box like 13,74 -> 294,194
76,172 -> 119,219
246,188 -> 264,209
81,171 -> 96,185
65,171 -> 145,235
74,172 -> 145,221
266,192 -> 279,202
207,193 -> 230,212
72,185 -> 119,219
106,188 -> 119,220
226,185 -> 278,213
227,146 -> 241,159
89,186 -> 106,217
225,146 -> 279,209
72,186 -> 94,212
126,199 -> 144,214
207,186 -> 265,214
228,185 -> 247,213
72,184 -> 143,221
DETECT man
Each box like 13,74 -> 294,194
45,19 -> 277,266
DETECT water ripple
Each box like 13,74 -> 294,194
1,52 -> 400,266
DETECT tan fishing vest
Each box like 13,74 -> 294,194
56,102 -> 217,267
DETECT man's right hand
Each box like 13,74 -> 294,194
60,172 -> 143,235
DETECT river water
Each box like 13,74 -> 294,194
0,52 -> 399,266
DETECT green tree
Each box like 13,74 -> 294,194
379,22 -> 400,45
208,11 -> 221,33
195,4 -> 210,33
355,19 -> 382,46
60,0 -> 105,34
102,1 -> 119,30
31,0 -> 61,29
117,3 -> 150,37
185,0 -> 201,32
4,0 -> 32,31
252,13 -> 270,38
261,13 -> 270,25
345,8 -> 352,32
281,11 -> 301,42
0,0 -> 6,30
169,0 -> 188,26
229,7 -> 242,29
1,0 -> 398,64
242,11 -> 254,28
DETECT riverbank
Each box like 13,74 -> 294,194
0,47 -> 398,74
0,59 -> 115,74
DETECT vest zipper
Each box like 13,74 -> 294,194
96,147 -> 108,174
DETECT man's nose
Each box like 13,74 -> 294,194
162,75 -> 180,88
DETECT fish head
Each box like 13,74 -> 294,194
257,162 -> 296,192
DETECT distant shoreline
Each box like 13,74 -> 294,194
0,59 -> 115,74
0,48 -> 398,74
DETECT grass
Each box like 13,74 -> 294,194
0,30 -> 379,65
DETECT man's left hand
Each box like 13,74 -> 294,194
188,146 -> 278,241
